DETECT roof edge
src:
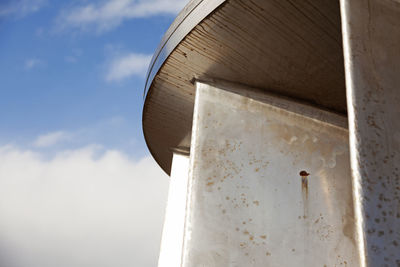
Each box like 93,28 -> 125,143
143,0 -> 226,98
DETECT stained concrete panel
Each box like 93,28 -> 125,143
340,0 -> 400,265
182,81 -> 359,266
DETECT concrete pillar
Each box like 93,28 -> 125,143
181,81 -> 359,266
158,151 -> 190,267
340,0 -> 400,266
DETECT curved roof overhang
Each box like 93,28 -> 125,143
143,0 -> 346,175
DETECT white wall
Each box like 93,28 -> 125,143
158,152 -> 190,267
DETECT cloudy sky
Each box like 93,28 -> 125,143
0,0 -> 188,266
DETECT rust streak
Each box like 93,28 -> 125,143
300,170 -> 310,199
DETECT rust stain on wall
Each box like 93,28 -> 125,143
300,170 -> 310,219
300,170 -> 310,198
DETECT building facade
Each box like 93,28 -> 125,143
142,0 -> 400,266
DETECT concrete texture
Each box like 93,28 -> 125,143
181,81 -> 358,266
340,0 -> 400,265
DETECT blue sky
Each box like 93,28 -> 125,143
0,0 -> 185,157
0,0 -> 188,266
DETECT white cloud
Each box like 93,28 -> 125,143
0,0 -> 46,18
27,117 -> 140,153
57,0 -> 188,33
0,145 -> 169,267
106,53 -> 152,81
33,131 -> 70,147
24,58 -> 42,70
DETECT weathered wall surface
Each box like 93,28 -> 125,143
340,0 -> 400,265
182,81 -> 359,266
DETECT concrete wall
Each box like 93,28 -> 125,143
340,0 -> 400,265
181,81 -> 359,266
158,153 -> 190,267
